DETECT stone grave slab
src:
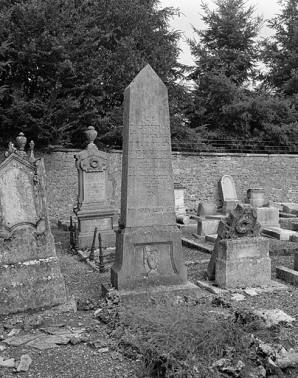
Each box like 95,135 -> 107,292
74,126 -> 117,248
0,135 -> 66,315
261,226 -> 298,241
279,218 -> 298,231
281,203 -> 298,215
110,65 -> 187,291
276,266 -> 298,286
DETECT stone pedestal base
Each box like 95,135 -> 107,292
0,256 -> 66,315
222,200 -> 240,214
215,237 -> 271,289
102,281 -> 202,304
75,208 -> 117,249
111,226 -> 187,290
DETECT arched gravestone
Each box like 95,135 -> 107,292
111,65 -> 187,290
219,175 -> 240,213
0,134 -> 66,315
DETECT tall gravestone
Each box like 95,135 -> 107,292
74,126 -> 117,248
0,133 -> 66,315
111,65 -> 187,290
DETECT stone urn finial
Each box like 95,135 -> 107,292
85,126 -> 97,146
16,132 -> 27,151
16,132 -> 28,158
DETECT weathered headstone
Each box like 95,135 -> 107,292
111,65 -> 187,290
0,133 -> 66,315
219,175 -> 240,213
73,126 -> 117,248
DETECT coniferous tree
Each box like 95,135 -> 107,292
262,0 -> 298,95
188,0 -> 263,139
0,0 -> 190,148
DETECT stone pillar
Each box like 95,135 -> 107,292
74,126 -> 117,248
111,65 -> 187,290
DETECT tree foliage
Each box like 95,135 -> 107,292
261,0 -> 298,96
187,0 -> 263,139
0,0 -> 189,148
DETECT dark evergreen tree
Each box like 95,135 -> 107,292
262,0 -> 298,95
0,0 -> 190,148
187,0 -> 263,139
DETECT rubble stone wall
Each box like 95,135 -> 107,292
2,150 -> 296,222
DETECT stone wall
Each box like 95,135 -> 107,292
2,149 -> 298,222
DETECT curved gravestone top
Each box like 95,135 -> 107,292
219,175 -> 238,202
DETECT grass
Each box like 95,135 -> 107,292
111,296 -> 256,378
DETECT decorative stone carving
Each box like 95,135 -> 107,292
205,204 -> 261,280
73,126 -> 117,248
0,133 -> 66,315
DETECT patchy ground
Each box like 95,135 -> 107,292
1,225 -> 298,377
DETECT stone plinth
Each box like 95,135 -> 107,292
74,129 -> 117,249
216,237 -> 271,289
197,218 -> 220,236
0,144 -> 66,315
111,65 -> 187,290
197,203 -> 217,217
222,200 -> 240,214
245,188 -> 265,207
282,203 -> 298,215
256,207 -> 279,230
262,227 -> 298,241
111,226 -> 186,290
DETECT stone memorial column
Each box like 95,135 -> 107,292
111,65 -> 187,290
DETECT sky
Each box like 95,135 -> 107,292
159,0 -> 281,66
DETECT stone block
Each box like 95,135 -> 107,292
102,281 -> 202,305
111,226 -> 187,290
215,237 -> 271,289
197,218 -> 220,236
222,200 -> 240,214
294,252 -> 298,271
197,203 -> 217,217
245,188 -> 266,207
0,255 -> 66,315
256,207 -> 279,229
276,266 -> 298,286
279,218 -> 298,231
205,234 -> 217,243
262,227 -> 298,240
282,203 -> 298,215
